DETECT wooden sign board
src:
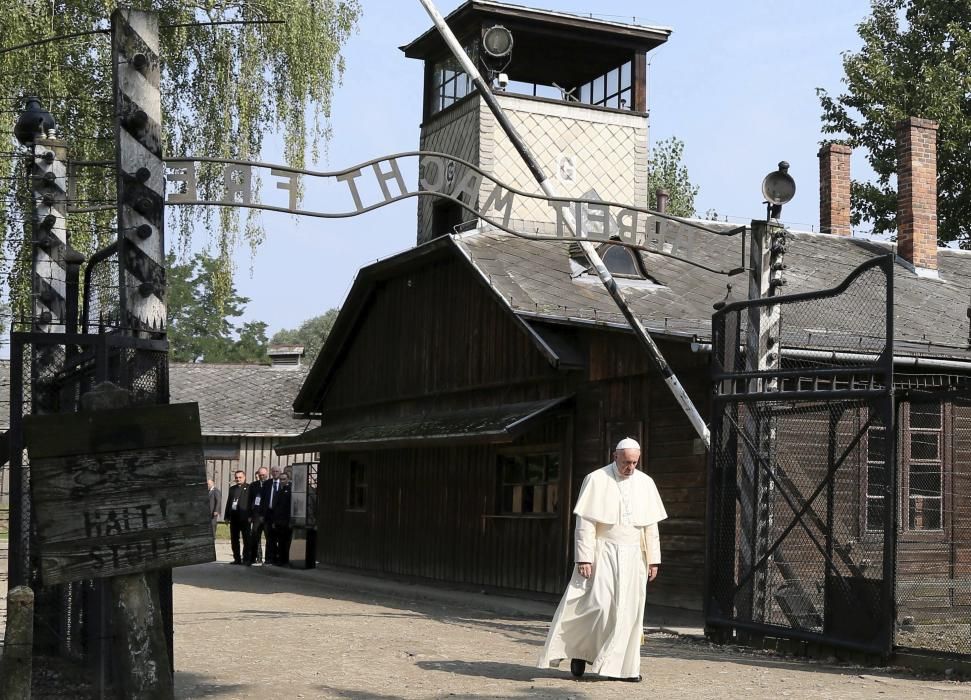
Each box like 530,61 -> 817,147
25,402 -> 215,585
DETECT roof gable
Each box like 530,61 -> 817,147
294,236 -> 565,416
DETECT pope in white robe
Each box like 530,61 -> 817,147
538,437 -> 667,681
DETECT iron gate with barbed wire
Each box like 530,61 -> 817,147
705,254 -> 897,657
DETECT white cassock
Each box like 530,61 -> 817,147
537,463 -> 667,679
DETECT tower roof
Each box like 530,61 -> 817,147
401,0 -> 670,87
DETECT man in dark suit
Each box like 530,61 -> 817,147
269,472 -> 293,566
224,470 -> 251,565
260,466 -> 286,565
207,479 -> 221,536
248,467 -> 273,565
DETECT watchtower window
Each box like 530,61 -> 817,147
598,243 -> 645,278
428,44 -> 477,115
578,61 -> 632,110
504,80 -> 563,101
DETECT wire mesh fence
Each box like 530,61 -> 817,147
707,254 -> 896,656
891,392 -> 971,657
709,396 -> 894,652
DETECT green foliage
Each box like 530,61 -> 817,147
0,0 -> 361,315
648,137 -> 699,218
818,0 -> 971,244
167,252 -> 268,363
270,309 -> 338,366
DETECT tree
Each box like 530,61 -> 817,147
648,137 -> 699,218
166,252 -> 268,363
271,309 -> 339,366
0,0 -> 362,317
818,0 -> 971,245
231,321 -> 270,364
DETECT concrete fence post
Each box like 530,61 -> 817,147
0,585 -> 35,699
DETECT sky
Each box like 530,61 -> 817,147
205,0 -> 876,339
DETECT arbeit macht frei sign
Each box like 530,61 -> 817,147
164,151 -> 744,271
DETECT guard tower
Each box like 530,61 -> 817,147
402,0 -> 670,244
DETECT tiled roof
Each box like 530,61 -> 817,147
295,221 -> 971,414
168,362 -> 310,436
454,220 -> 971,362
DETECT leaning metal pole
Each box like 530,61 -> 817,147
417,0 -> 710,448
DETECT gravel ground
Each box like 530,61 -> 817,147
172,556 -> 971,700
2,538 -> 971,699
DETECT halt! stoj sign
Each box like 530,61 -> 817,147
24,402 -> 214,585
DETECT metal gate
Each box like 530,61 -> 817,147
705,254 -> 896,656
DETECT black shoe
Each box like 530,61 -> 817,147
570,659 -> 586,678
606,675 -> 641,682
230,560 -> 242,565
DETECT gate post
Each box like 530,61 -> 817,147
737,219 -> 785,623
111,8 -> 175,680
113,8 -> 165,336
0,586 -> 34,699
30,133 -> 71,429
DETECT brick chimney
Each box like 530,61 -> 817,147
818,143 -> 852,236
897,117 -> 938,271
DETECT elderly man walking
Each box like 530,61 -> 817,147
538,437 -> 666,682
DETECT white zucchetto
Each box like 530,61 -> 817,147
615,437 -> 640,451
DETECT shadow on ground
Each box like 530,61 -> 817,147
415,659 -> 565,683
316,682 -> 591,699
175,670 -> 248,698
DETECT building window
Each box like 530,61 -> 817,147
864,424 -> 886,533
598,243 -> 646,279
429,44 -> 477,115
497,450 -> 559,515
347,459 -> 368,511
577,61 -> 632,110
906,402 -> 943,531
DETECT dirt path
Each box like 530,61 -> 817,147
172,560 -> 971,699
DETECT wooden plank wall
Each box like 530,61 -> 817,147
315,417 -> 570,595
319,256 -> 559,418
645,365 -> 709,611
582,333 -> 710,610
311,253 -> 714,607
